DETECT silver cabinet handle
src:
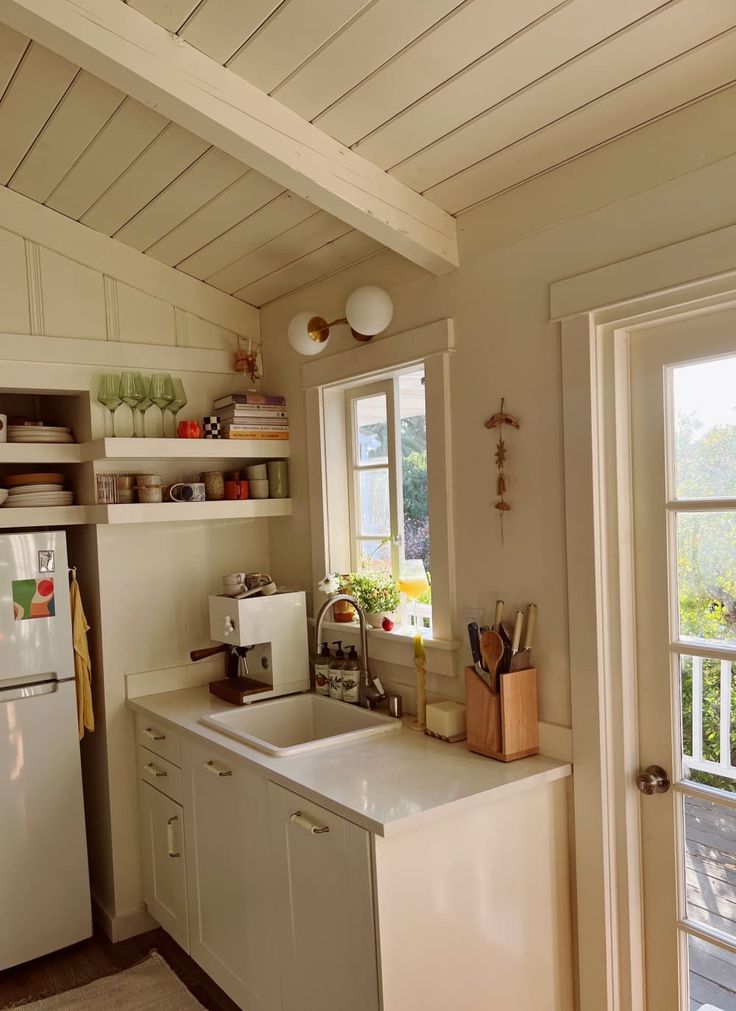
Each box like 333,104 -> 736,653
143,726 -> 165,742
290,810 -> 329,835
144,762 -> 167,779
204,760 -> 232,778
166,815 -> 180,858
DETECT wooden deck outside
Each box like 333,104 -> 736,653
686,794 -> 736,1010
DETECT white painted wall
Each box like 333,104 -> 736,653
261,84 -> 736,730
0,188 -> 268,934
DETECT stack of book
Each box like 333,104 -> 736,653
214,393 -> 289,441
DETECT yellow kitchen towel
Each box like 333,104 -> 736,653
70,568 -> 94,738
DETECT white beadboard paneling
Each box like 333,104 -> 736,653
178,191 -> 316,281
81,122 -> 209,235
207,210 -> 351,294
124,0 -> 201,32
0,227 -> 30,332
0,23 -> 28,96
116,281 -> 177,345
9,71 -> 124,203
392,0 -> 736,194
180,0 -> 284,64
184,312 -> 238,351
0,42 -> 77,185
145,170 -> 284,266
227,0 -> 372,94
0,183 -> 258,335
355,0 -> 667,169
235,229 -> 382,305
317,0 -> 562,147
114,147 -> 246,251
46,97 -> 168,220
272,0 -> 460,122
427,24 -> 736,211
39,245 -> 106,338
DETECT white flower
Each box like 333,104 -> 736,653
318,573 -> 340,595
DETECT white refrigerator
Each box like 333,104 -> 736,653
0,531 -> 92,970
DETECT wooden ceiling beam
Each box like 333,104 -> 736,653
0,0 -> 459,275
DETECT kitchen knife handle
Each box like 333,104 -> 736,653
524,604 -> 538,650
493,599 -> 504,630
467,622 -> 485,669
511,610 -> 524,653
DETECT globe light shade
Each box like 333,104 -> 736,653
287,311 -> 330,356
345,286 -> 393,340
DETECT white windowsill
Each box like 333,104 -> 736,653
308,618 -> 459,677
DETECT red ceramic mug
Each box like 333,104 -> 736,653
225,480 -> 250,500
177,419 -> 202,439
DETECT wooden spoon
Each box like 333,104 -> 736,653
480,629 -> 504,694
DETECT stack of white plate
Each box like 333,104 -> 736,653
8,425 -> 74,444
4,485 -> 73,507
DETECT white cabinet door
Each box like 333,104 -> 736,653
138,781 -> 188,951
182,738 -> 280,1011
268,782 -> 379,1011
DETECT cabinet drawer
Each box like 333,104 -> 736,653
135,714 -> 181,767
137,746 -> 182,805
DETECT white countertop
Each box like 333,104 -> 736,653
128,687 -> 572,837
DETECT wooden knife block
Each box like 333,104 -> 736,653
464,665 -> 539,762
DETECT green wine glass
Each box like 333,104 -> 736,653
97,373 -> 122,437
149,373 -> 174,437
135,379 -> 153,439
119,372 -> 146,437
167,378 -> 187,437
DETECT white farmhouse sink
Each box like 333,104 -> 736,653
200,692 -> 400,757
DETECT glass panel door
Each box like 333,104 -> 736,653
631,309 -> 736,1010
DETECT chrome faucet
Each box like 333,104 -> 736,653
314,593 -> 386,709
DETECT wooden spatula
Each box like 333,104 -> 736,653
479,629 -> 504,694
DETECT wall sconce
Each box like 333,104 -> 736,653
287,285 -> 393,356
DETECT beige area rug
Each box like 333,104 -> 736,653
13,952 -> 205,1010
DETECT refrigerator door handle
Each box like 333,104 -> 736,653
0,678 -> 59,703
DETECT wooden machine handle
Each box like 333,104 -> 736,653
190,643 -> 229,662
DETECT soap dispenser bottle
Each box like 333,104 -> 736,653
314,642 -> 331,696
329,641 -> 346,700
342,645 -> 360,704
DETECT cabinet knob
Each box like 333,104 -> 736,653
204,760 -> 232,778
290,810 -> 330,835
143,726 -> 165,742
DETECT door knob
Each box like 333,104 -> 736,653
636,765 -> 671,795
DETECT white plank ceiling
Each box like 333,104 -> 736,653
1,0 -> 735,307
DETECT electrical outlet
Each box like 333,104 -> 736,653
461,607 -> 483,630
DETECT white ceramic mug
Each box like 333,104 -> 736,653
249,479 -> 270,499
0,414 -> 6,443
169,481 -> 206,502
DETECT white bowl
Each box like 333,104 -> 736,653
0,489 -> 7,506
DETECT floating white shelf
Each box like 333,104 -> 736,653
0,444 -> 81,464
80,438 -> 290,462
0,506 -> 90,528
87,499 -> 292,524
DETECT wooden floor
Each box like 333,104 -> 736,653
686,795 -> 736,1010
0,928 -> 240,1010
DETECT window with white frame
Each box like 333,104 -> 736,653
303,318 -> 455,659
344,369 -> 432,633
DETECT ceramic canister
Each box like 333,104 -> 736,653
267,460 -> 289,498
202,471 -> 225,500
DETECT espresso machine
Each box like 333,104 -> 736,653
191,590 -> 310,704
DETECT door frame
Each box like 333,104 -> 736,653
553,236 -> 736,1011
